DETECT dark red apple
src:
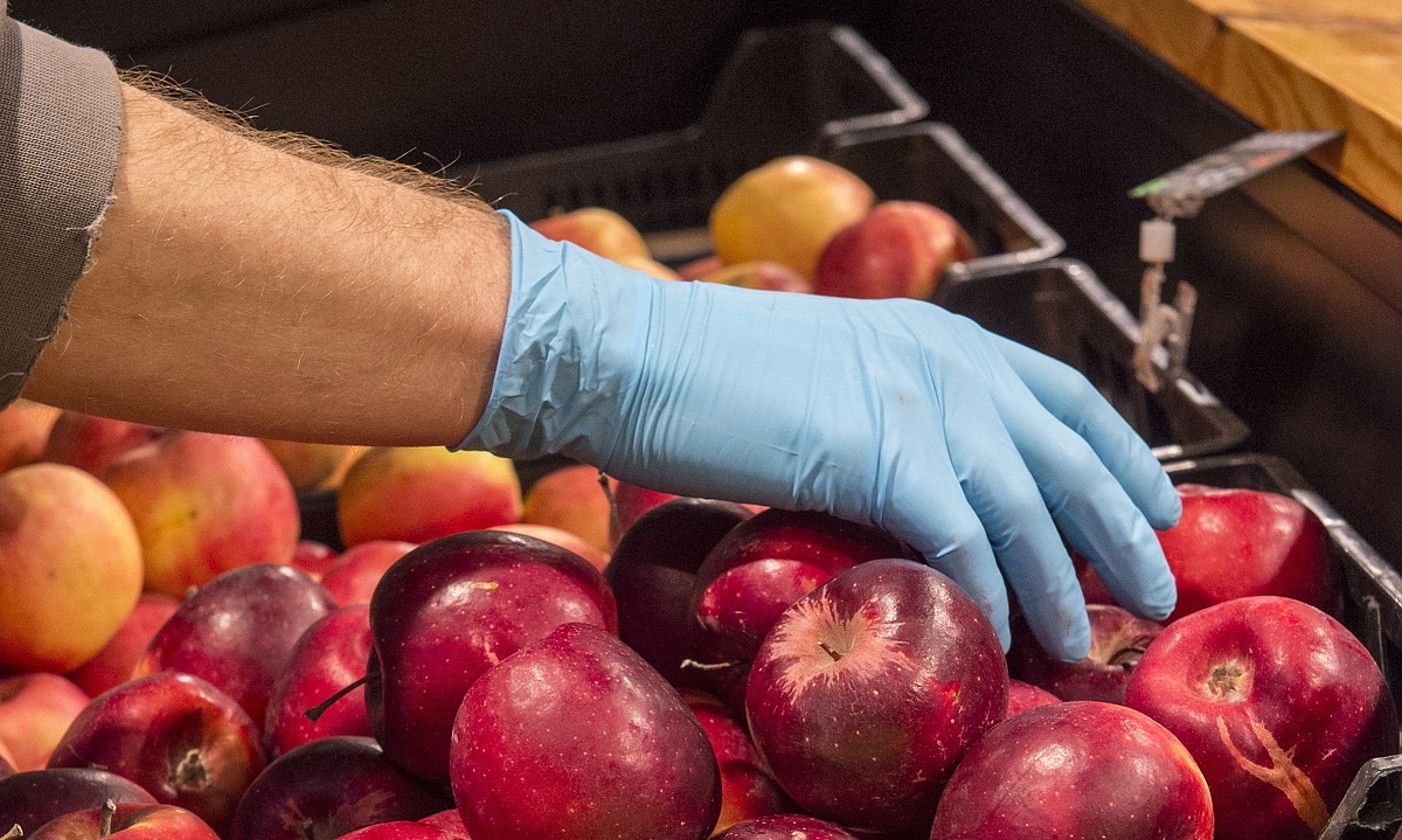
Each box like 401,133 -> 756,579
68,592 -> 181,697
450,623 -> 719,840
605,498 -> 752,689
1006,680 -> 1060,719
321,540 -> 416,605
930,702 -> 1213,839
0,746 -> 11,779
1011,603 -> 1163,704
716,815 -> 857,839
338,823 -> 451,840
290,540 -> 339,580
1080,484 -> 1334,621
0,768 -> 155,834
30,802 -> 218,839
419,810 -> 471,839
137,563 -> 335,722
684,691 -> 788,834
264,605 -> 372,756
745,559 -> 1005,832
368,531 -> 616,781
613,481 -> 680,531
228,737 -> 450,840
1126,595 -> 1396,840
47,672 -> 264,834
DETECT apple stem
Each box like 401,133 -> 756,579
99,799 -> 116,837
305,675 -> 368,722
598,470 -> 621,550
679,658 -> 739,672
818,641 -> 844,662
1,824 -> 22,840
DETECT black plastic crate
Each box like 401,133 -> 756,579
1160,454 -> 1402,839
935,259 -> 1248,460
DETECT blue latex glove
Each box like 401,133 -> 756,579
461,211 -> 1181,659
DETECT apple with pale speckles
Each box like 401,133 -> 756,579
1005,679 -> 1060,719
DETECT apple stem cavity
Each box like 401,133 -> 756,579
99,799 -> 116,837
1206,661 -> 1247,700
679,658 -> 740,672
818,640 -> 845,662
1110,646 -> 1147,672
171,747 -> 210,791
1,824 -> 21,840
304,674 -> 368,721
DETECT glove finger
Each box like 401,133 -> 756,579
994,383 -> 1178,622
989,335 -> 1181,530
942,389 -> 1091,661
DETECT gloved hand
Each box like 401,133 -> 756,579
462,211 -> 1181,659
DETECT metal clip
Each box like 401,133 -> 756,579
1133,217 -> 1196,392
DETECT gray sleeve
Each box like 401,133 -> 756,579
0,5 -> 122,405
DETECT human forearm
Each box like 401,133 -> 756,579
25,82 -> 511,446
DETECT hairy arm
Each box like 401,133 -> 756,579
25,81 -> 511,446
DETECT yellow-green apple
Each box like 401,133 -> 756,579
264,605 -> 372,756
0,463 -> 142,672
710,156 -> 874,278
0,768 -> 155,834
259,439 -> 367,492
745,559 -> 1006,832
716,816 -> 857,839
930,702 -> 1213,839
0,674 -> 89,770
1011,603 -> 1163,705
29,802 -> 219,839
488,523 -> 609,572
137,564 -> 334,723
1006,680 -> 1060,719
522,465 -> 613,554
0,399 -> 60,472
684,692 -> 787,835
321,541 -> 416,605
700,262 -> 813,294
41,413 -> 161,477
337,447 -> 522,546
451,623 -> 720,840
103,432 -> 299,597
530,208 -> 649,262
1126,596 -> 1397,840
290,540 -> 338,580
68,593 -> 180,697
228,737 -> 450,840
1080,484 -> 1334,621
367,531 -> 616,781
47,672 -> 264,834
813,201 -> 974,300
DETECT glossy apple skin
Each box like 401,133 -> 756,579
613,481 -> 680,531
289,540 -> 339,580
1011,603 -> 1163,705
337,447 -> 522,546
41,413 -> 161,476
451,623 -> 718,840
530,208 -> 650,262
419,810 -> 471,838
29,803 -> 219,839
522,465 -> 614,554
47,673 -> 263,834
931,701 -> 1213,839
0,768 -> 155,833
1125,596 -> 1397,840
692,510 -> 910,713
0,673 -> 90,770
0,399 -> 60,473
264,605 -> 373,756
488,523 -> 609,572
716,815 -> 858,839
69,593 -> 180,697
1005,680 -> 1061,719
746,559 -> 1006,832
685,692 -> 787,835
369,530 -> 617,781
321,541 -> 416,605
606,499 -> 752,689
814,201 -> 973,301
0,463 -> 143,673
229,737 -> 450,840
137,564 -> 335,722
338,823 -> 451,840
1081,484 -> 1334,621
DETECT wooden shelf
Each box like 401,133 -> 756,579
1077,0 -> 1402,221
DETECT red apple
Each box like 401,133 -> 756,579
30,802 -> 218,839
228,736 -> 450,840
259,439 -> 366,492
1011,603 -> 1163,704
451,623 -> 719,840
606,498 -> 752,689
814,201 -> 973,301
0,464 -> 143,673
745,559 -> 1006,832
47,672 -> 264,834
522,465 -> 613,554
0,768 -> 156,835
530,208 -> 650,262
488,523 -> 609,572
1080,484 -> 1334,621
290,540 -> 339,580
321,541 -> 416,605
716,815 -> 857,839
103,431 -> 299,597
339,823 -> 452,840
41,413 -> 161,476
264,605 -> 372,756
0,739 -> 13,778
685,692 -> 787,835
368,531 -> 617,781
1125,596 -> 1397,840
0,399 -> 61,473
930,702 -> 1213,839
613,480 -> 680,531
0,674 -> 89,771
700,262 -> 813,294
68,593 -> 180,697
677,255 -> 724,280
1006,679 -> 1060,719
420,810 -> 470,839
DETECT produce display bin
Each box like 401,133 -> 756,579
936,259 -> 1248,461
1160,454 -> 1402,839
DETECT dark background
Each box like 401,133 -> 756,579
13,0 -> 1402,564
